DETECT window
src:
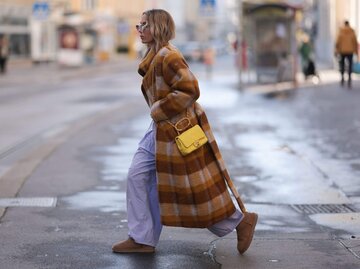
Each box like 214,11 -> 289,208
83,0 -> 97,10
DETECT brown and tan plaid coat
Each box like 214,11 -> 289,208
138,44 -> 241,228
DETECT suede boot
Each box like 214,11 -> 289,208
112,238 -> 155,253
236,212 -> 258,254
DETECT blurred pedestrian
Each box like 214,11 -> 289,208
299,34 -> 316,80
203,46 -> 216,79
277,52 -> 288,82
335,20 -> 358,88
111,9 -> 257,254
0,35 -> 9,74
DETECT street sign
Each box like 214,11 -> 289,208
32,1 -> 50,20
200,0 -> 216,16
200,0 -> 216,8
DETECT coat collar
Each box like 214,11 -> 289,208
138,44 -> 174,77
138,47 -> 156,77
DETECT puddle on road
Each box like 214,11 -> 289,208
246,203 -> 311,233
234,132 -> 351,205
59,88 -> 360,239
233,175 -> 259,183
92,137 -> 139,181
63,191 -> 126,213
198,76 -> 240,109
93,117 -> 150,184
219,102 -> 354,206
95,185 -> 120,191
62,116 -> 150,213
310,213 -> 360,235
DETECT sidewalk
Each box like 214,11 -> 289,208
243,68 -> 345,97
1,54 -> 139,88
190,53 -> 353,97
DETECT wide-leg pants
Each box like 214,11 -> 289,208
126,122 -> 243,247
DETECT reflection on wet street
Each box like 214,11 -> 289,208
198,76 -> 360,235
62,117 -> 150,213
60,72 -> 360,238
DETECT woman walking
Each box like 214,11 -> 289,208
112,9 -> 257,254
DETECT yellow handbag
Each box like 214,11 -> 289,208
168,113 -> 208,156
175,124 -> 208,156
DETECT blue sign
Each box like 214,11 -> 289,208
200,0 -> 216,8
32,2 -> 50,20
200,0 -> 216,16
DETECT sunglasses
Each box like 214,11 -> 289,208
135,22 -> 149,32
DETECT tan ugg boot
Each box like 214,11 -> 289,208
236,212 -> 258,254
112,238 -> 155,253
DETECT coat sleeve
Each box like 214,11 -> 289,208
150,51 -> 200,122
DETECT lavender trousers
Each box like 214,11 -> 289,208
127,122 -> 243,247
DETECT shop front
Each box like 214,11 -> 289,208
0,4 -> 31,59
243,3 -> 301,84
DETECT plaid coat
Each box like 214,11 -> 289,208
138,44 -> 241,228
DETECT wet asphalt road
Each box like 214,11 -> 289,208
0,55 -> 360,268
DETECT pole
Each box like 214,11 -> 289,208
293,10 -> 299,88
238,0 -> 243,90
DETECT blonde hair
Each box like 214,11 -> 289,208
143,9 -> 175,52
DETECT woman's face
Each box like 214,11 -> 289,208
137,14 -> 154,45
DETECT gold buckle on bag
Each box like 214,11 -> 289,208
174,117 -> 191,134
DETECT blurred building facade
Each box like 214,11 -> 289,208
33,0 -> 146,64
0,0 -> 33,58
0,0 -> 146,64
237,0 -> 359,80
67,0 -> 145,58
302,0 -> 360,67
332,0 -> 360,58
0,0 -> 358,68
147,0 -> 239,62
279,0 -> 360,67
150,0 -> 359,69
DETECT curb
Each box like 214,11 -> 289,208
244,81 -> 297,98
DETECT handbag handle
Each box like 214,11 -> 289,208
167,108 -> 192,135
